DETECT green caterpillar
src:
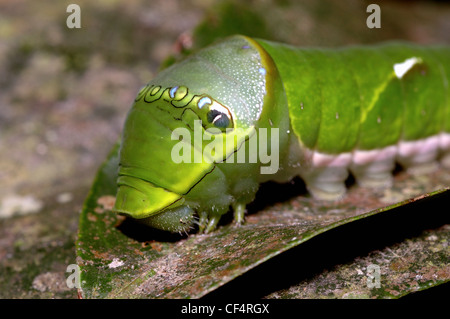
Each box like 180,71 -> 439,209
113,35 -> 450,234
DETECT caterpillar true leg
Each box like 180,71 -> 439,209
232,203 -> 246,226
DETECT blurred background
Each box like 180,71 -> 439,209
0,0 -> 449,298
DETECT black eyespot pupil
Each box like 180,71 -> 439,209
207,110 -> 229,128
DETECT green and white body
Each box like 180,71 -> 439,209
113,35 -> 450,233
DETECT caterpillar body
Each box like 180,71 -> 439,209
113,35 -> 450,233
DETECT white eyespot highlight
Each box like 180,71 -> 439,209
212,115 -> 222,124
259,67 -> 266,76
169,86 -> 179,98
394,57 -> 422,79
198,96 -> 212,109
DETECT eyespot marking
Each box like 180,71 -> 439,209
169,86 -> 179,98
207,109 -> 230,128
259,68 -> 266,76
150,86 -> 161,95
198,96 -> 212,109
206,102 -> 233,129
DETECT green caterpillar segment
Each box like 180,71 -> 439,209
382,47 -> 446,141
430,49 -> 450,133
339,47 -> 404,150
138,206 -> 196,234
113,35 -> 450,234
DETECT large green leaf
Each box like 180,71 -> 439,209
76,142 -> 449,298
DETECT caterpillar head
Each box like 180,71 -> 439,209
113,35 -> 288,233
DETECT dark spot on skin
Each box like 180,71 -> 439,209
207,110 -> 230,128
